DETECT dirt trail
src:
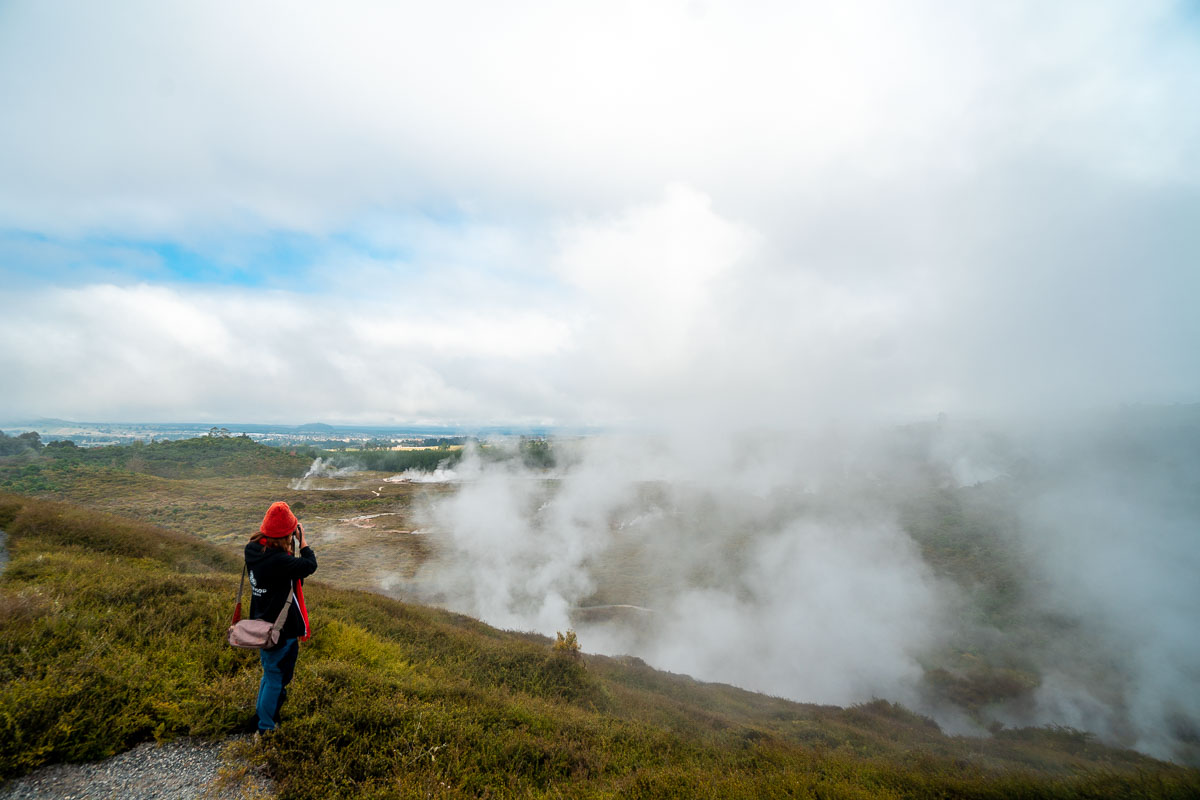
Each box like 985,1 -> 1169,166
0,736 -> 273,800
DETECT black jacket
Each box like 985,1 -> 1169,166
245,540 -> 318,641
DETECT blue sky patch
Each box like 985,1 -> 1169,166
0,228 -> 368,291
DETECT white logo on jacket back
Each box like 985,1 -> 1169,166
248,570 -> 266,597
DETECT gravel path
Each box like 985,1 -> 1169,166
0,736 -> 274,800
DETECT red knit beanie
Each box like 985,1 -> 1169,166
260,501 -> 298,538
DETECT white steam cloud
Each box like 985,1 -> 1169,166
1001,423 -> 1200,759
396,414 -> 1200,764
411,434 -> 950,704
289,457 -> 362,490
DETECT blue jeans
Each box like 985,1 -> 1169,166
256,638 -> 298,731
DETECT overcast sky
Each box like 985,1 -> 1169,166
1,0 -> 1197,427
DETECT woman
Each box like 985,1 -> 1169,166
245,501 -> 317,733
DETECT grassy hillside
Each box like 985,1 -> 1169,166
1,493 -> 1197,798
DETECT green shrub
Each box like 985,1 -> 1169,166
555,629 -> 582,659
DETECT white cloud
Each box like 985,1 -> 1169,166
349,314 -> 571,360
0,1 -> 1197,424
553,185 -> 757,391
1,1 -> 1195,235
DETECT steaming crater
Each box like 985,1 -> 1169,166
385,417 -> 1200,765
385,467 -> 461,484
289,457 -> 362,490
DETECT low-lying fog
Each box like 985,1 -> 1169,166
346,408 -> 1200,765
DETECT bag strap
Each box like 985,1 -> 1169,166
272,582 -> 296,634
235,564 -> 248,605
